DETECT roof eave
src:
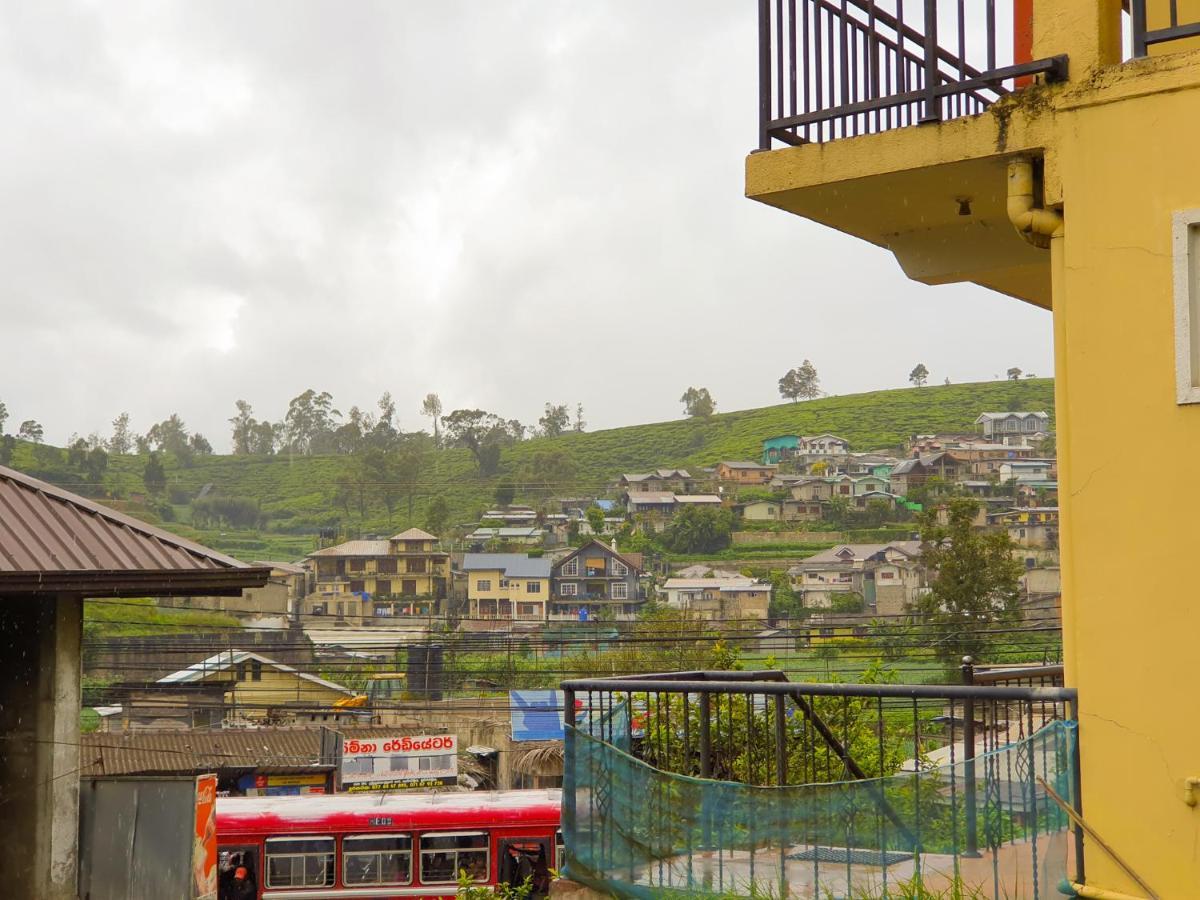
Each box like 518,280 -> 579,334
0,566 -> 272,598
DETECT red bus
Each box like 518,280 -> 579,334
216,790 -> 562,899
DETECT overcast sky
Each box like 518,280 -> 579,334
0,1 -> 1053,449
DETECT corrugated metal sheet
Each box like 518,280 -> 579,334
0,465 -> 245,572
0,465 -> 269,595
80,729 -> 331,776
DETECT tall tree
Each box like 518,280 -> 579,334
229,400 -> 256,454
108,412 -> 133,454
0,400 -> 8,436
1007,367 -> 1023,381
142,452 -> 167,496
494,479 -> 516,507
585,505 -> 606,536
573,403 -> 586,433
377,392 -> 397,432
915,497 -> 1024,663
250,421 -> 280,455
909,363 -> 929,387
17,420 -> 43,443
442,409 -> 513,474
189,433 -> 213,455
144,414 -> 190,455
84,447 -> 109,484
779,360 -> 821,401
283,389 -> 341,455
425,496 -> 450,536
680,387 -> 716,418
538,403 -> 570,437
421,393 -> 443,446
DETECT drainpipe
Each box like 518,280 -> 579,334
1064,883 -> 1150,900
1007,156 -> 1063,249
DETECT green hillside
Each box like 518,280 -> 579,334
7,378 -> 1054,560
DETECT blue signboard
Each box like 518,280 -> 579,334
510,690 -> 569,742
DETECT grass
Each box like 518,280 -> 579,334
8,378 -> 1054,561
83,597 -> 241,637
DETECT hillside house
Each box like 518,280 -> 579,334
854,490 -> 899,511
788,542 -> 923,612
842,454 -> 897,477
618,469 -> 696,493
105,650 -> 356,730
782,499 -> 826,521
466,526 -> 546,546
626,493 -> 722,531
660,577 -> 772,622
480,506 -> 539,526
998,460 -> 1057,482
304,528 -> 449,623
462,554 -> 552,622
789,478 -> 835,502
799,434 -> 850,455
975,411 -> 1051,442
737,499 -> 783,521
762,435 -> 800,464
550,540 -> 644,621
715,460 -> 778,485
160,560 -> 306,620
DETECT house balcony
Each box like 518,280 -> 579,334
746,1 -> 1200,309
561,669 -> 1081,897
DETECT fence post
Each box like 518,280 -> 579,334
758,0 -> 773,149
699,691 -> 712,854
919,0 -> 941,123
1131,0 -> 1148,58
961,656 -> 980,857
563,687 -> 577,876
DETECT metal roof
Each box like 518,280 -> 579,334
80,728 -> 333,776
157,650 -> 355,696
391,527 -> 437,541
0,465 -> 268,597
461,553 -> 552,578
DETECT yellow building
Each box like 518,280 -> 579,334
107,649 -> 356,730
746,1 -> 1200,894
304,528 -> 449,623
461,552 -> 552,622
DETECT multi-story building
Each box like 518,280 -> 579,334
660,576 -> 772,623
715,460 -> 778,485
745,4 -> 1200,889
303,528 -> 449,623
975,411 -> 1052,442
549,539 -> 643,621
461,553 -> 552,622
617,469 -> 696,493
788,542 -> 924,613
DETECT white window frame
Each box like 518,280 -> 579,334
419,830 -> 489,885
612,560 -> 628,577
527,581 -> 542,593
559,583 -> 578,596
477,579 -> 492,591
561,558 -> 578,576
265,835 -> 336,889
343,834 -> 413,887
611,582 -> 628,600
1175,210 -> 1200,404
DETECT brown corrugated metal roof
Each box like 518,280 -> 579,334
80,729 -> 331,776
0,465 -> 269,596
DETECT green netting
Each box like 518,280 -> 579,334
564,718 -> 1077,899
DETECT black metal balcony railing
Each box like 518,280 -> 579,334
1129,0 -> 1200,57
562,669 -> 1081,898
758,0 -> 1068,148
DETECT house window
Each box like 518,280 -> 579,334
611,583 -> 628,600
499,579 -> 510,589
527,581 -> 542,593
407,558 -> 426,574
1175,211 -> 1200,403
880,572 -> 895,580
251,660 -> 263,681
561,558 -> 578,577
612,560 -> 628,576
477,579 -> 492,592
559,583 -> 578,596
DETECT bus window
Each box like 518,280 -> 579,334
343,834 -> 412,886
218,846 -> 258,900
419,831 -> 489,884
265,836 -> 336,888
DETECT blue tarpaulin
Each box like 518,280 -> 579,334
510,690 -> 568,741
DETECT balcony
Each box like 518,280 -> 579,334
561,669 -> 1080,897
757,0 -> 1067,149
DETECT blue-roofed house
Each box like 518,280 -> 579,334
462,553 -> 553,622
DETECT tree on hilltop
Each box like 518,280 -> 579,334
680,387 -> 716,418
909,363 -> 929,387
779,360 -> 820,401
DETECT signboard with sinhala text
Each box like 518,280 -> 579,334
340,734 -> 458,792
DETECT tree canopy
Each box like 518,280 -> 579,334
779,360 -> 820,401
680,387 -> 716,418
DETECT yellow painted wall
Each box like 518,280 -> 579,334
745,3 -> 1200,892
220,667 -> 350,718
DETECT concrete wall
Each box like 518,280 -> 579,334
0,595 -> 82,899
